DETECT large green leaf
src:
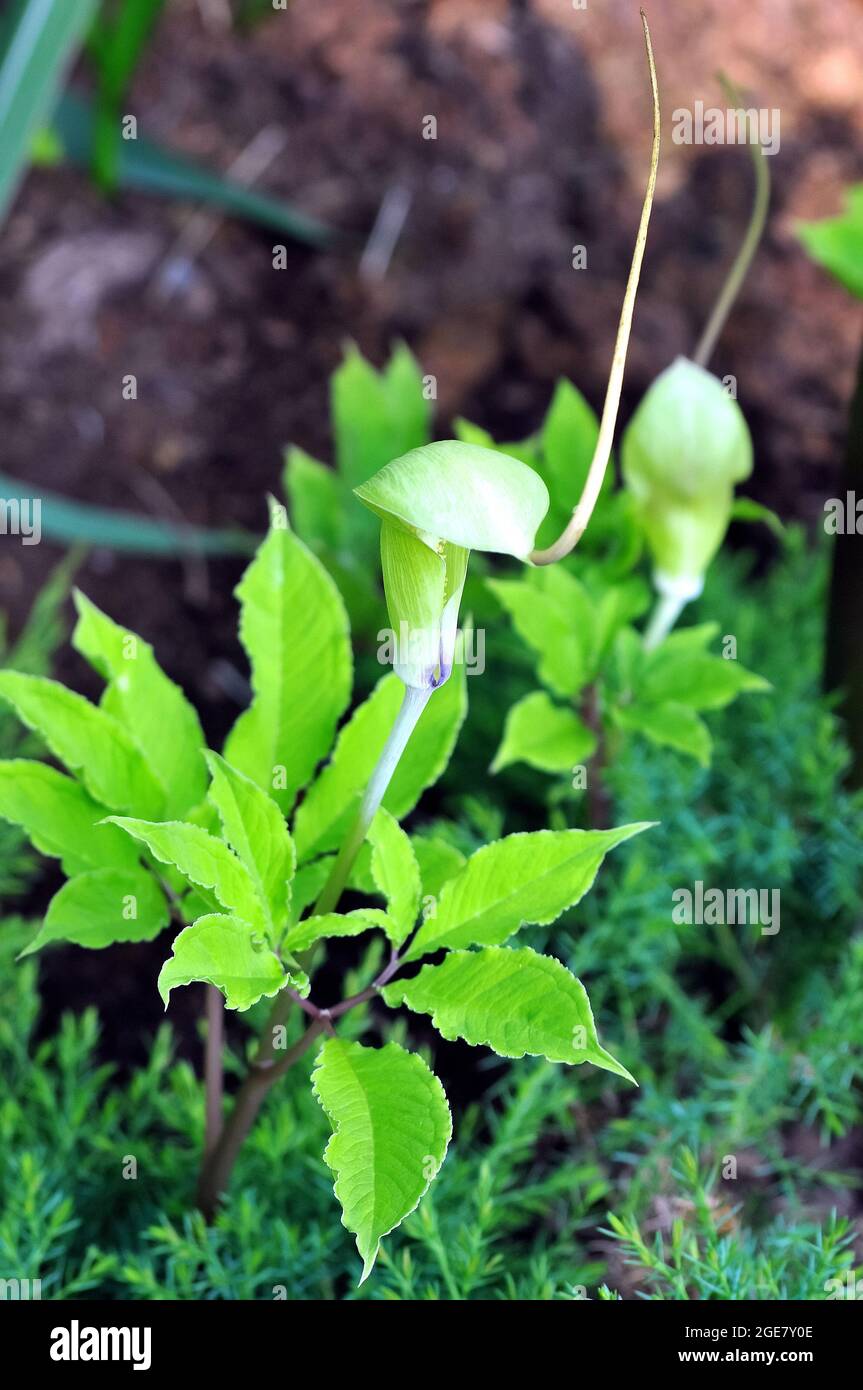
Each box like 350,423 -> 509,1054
283,446 -> 344,551
534,378 -> 602,546
224,522 -> 352,815
491,690 -> 597,775
312,1038 -> 451,1282
0,672 -> 163,816
293,668 -> 467,863
405,824 -> 649,961
107,817 -> 266,931
0,760 -> 138,875
0,0 -> 100,222
366,808 -> 421,946
287,856 -> 335,924
21,866 -> 169,957
72,591 -> 207,817
613,701 -> 712,766
158,913 -> 290,1011
639,649 -> 770,710
488,567 -> 596,698
205,752 -> 295,931
332,342 -> 431,492
410,833 -> 466,901
384,946 -> 634,1081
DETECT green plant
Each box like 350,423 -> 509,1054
471,87 -> 775,801
283,342 -> 433,649
0,9 -> 661,1270
471,384 -> 770,791
0,509 -> 650,1281
3,529 -> 859,1299
0,557 -> 78,899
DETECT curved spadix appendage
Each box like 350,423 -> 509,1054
530,9 -> 661,566
356,440 -> 549,690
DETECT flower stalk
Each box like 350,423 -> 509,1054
530,9 -> 660,566
312,683 -> 432,916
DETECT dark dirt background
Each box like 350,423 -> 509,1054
1,0 -> 862,1067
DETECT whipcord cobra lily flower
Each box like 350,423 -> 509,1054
311,10 -> 660,916
622,355 -> 753,604
354,440 -> 549,689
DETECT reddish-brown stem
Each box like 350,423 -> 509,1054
582,683 -> 611,831
204,984 -> 224,1159
196,954 -> 404,1217
196,1017 -> 325,1218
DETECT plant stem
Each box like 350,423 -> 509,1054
312,683 -> 432,916
692,74 -> 770,371
197,1017 -> 325,1218
203,985 -> 224,1159
643,572 -> 704,651
531,11 -> 660,566
581,683 -> 610,830
196,950 -> 405,1216
196,684 -> 430,1216
643,589 -> 687,652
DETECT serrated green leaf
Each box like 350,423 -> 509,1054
283,446 -> 344,551
223,521 -> 352,814
287,855 -> 335,924
72,590 -> 207,817
294,668 -> 467,863
650,622 -> 719,658
640,650 -> 770,710
405,824 -> 649,961
107,816 -> 266,931
312,1038 -> 451,1282
410,834 -> 466,901
158,913 -> 290,1011
205,752 -> 295,930
491,690 -> 597,775
367,808 -> 421,946
332,342 -> 431,492
383,946 -> 634,1081
613,701 -> 712,766
0,672 -> 163,816
488,568 -> 595,698
592,576 -> 651,667
283,908 -> 392,954
21,866 -> 169,956
534,378 -> 602,546
0,760 -> 138,876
